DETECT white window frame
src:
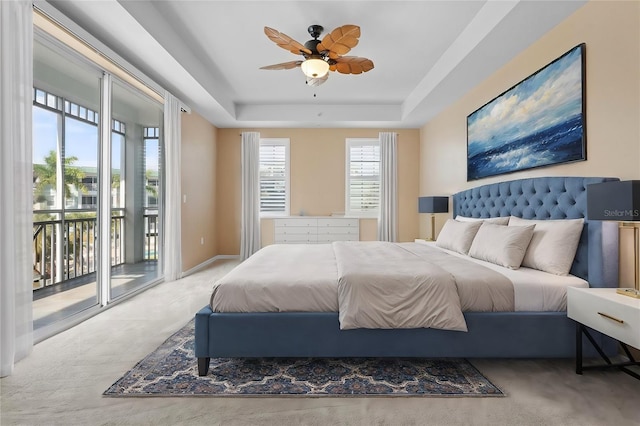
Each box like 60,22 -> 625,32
259,138 -> 290,218
345,138 -> 380,218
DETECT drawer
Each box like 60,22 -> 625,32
317,226 -> 358,235
317,234 -> 359,243
275,227 -> 317,236
568,288 -> 640,348
274,234 -> 318,243
274,218 -> 317,227
317,218 -> 358,227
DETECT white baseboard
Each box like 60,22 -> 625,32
181,254 -> 240,277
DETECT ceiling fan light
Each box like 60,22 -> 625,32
301,58 -> 329,78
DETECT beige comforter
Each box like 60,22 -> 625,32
210,241 -> 514,331
210,244 -> 339,312
334,242 -> 513,331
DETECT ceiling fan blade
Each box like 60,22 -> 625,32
306,74 -> 329,87
316,25 -> 360,57
334,56 -> 374,74
264,27 -> 312,56
260,60 -> 303,70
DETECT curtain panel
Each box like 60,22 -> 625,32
0,0 -> 34,377
240,132 -> 261,260
163,92 -> 182,281
377,132 -> 398,242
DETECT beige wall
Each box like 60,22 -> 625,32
216,128 -> 420,255
216,129 -> 241,255
419,0 -> 640,238
181,112 -> 218,271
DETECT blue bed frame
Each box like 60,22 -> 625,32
195,176 -> 620,376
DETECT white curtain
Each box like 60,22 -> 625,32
378,132 -> 398,242
240,132 -> 261,260
163,92 -> 182,281
0,0 -> 34,377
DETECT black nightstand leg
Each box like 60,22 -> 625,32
574,322 -> 640,381
620,343 -> 637,363
576,322 -> 583,374
582,326 -> 612,364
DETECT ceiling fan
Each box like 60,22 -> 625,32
260,24 -> 374,87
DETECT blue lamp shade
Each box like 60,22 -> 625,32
587,180 -> 640,221
418,196 -> 449,214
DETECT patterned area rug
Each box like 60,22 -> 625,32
104,320 -> 504,397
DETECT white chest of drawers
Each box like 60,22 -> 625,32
274,217 -> 359,244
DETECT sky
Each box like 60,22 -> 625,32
33,107 -> 159,172
467,45 -> 583,157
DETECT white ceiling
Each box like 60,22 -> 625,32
44,0 -> 586,129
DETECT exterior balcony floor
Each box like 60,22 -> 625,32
33,261 -> 160,330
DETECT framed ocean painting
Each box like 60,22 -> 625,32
467,44 -> 586,181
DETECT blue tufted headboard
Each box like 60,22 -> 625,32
452,177 -> 619,287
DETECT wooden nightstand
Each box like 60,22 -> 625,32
567,287 -> 640,380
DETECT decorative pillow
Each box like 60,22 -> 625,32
435,219 -> 483,255
455,215 -> 510,225
468,222 -> 535,269
508,216 -> 585,275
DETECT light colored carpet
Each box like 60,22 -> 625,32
2,258 -> 639,426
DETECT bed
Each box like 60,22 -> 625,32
195,176 -> 620,376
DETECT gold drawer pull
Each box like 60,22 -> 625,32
597,312 -> 624,324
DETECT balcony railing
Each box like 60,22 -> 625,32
144,212 -> 158,260
33,210 -> 158,290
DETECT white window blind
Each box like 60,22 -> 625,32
346,138 -> 380,216
259,139 -> 290,216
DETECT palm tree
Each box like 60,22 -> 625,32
33,150 -> 86,203
33,150 -> 88,285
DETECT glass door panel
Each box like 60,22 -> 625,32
110,80 -> 163,299
32,36 -> 101,330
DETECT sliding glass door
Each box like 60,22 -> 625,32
110,80 -> 163,300
32,30 -> 164,337
32,36 -> 102,329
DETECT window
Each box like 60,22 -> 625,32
81,195 -> 97,209
345,138 -> 380,216
81,176 -> 97,191
144,127 -> 160,209
33,88 -> 100,211
259,138 -> 290,216
111,118 -> 126,210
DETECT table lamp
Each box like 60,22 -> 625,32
587,180 -> 640,298
418,196 -> 449,241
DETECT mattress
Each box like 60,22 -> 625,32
210,241 -> 586,314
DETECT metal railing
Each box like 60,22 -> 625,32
32,211 -> 158,290
144,212 -> 159,260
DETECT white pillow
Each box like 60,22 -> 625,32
435,219 -> 483,255
468,222 -> 535,269
508,216 -> 585,275
455,215 -> 510,225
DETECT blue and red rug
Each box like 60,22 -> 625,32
104,320 -> 504,397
